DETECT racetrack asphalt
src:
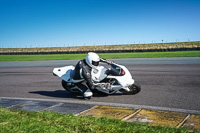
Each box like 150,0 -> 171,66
0,57 -> 200,112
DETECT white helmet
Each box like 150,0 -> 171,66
85,52 -> 100,68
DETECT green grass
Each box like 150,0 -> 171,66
0,51 -> 199,61
0,108 -> 197,133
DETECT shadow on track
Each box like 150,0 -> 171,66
29,90 -> 82,99
29,90 -> 123,100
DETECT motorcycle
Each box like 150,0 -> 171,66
53,59 -> 141,97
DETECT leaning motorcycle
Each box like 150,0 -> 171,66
53,59 -> 141,97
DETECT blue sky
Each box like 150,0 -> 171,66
0,0 -> 200,48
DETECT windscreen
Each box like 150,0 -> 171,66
110,64 -> 125,76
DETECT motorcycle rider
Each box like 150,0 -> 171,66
72,52 -> 112,99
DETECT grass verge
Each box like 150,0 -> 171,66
0,108 -> 197,133
0,41 -> 199,53
0,51 -> 200,61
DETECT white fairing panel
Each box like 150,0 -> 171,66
53,66 -> 84,83
91,66 -> 107,82
53,66 -> 74,77
107,64 -> 134,88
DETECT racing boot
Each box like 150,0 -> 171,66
83,89 -> 93,100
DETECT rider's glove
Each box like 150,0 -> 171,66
105,59 -> 113,65
100,58 -> 113,65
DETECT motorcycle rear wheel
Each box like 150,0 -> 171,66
120,81 -> 141,95
62,80 -> 80,94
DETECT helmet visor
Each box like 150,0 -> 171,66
92,61 -> 99,66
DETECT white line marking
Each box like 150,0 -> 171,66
41,103 -> 63,111
122,109 -> 142,121
176,114 -> 191,128
7,101 -> 32,109
75,105 -> 98,116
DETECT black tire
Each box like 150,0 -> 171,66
61,80 -> 80,94
120,81 -> 141,95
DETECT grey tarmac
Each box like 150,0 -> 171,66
0,57 -> 200,112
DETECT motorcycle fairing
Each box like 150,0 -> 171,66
53,62 -> 136,95
91,63 -> 135,93
53,66 -> 84,83
91,66 -> 107,82
108,64 -> 134,92
109,64 -> 126,76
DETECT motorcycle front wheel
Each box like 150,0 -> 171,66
62,80 -> 80,94
120,81 -> 141,95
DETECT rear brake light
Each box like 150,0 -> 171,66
122,70 -> 125,75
